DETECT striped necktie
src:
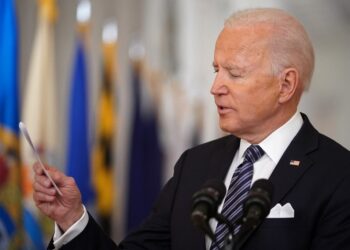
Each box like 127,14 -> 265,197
210,144 -> 265,250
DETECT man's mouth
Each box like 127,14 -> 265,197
217,105 -> 232,114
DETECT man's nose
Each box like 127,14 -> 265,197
210,75 -> 228,95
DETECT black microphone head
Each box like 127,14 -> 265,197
201,179 -> 227,202
251,179 -> 274,198
243,179 -> 274,221
192,179 -> 226,218
191,179 -> 226,240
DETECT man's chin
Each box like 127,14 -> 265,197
219,121 -> 239,135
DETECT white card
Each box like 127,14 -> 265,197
19,122 -> 63,196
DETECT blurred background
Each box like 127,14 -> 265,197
1,0 -> 349,249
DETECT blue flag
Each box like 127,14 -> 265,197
0,0 -> 19,130
66,39 -> 94,204
126,63 -> 163,232
0,1 -> 23,249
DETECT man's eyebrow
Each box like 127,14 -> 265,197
213,62 -> 243,71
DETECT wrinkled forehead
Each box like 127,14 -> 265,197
214,25 -> 272,65
216,25 -> 273,52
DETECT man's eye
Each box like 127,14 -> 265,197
230,73 -> 241,78
213,68 -> 219,73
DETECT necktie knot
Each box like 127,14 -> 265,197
243,144 -> 264,164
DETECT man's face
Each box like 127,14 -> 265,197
211,25 -> 282,141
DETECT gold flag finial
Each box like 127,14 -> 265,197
38,0 -> 58,23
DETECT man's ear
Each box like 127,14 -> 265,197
278,68 -> 299,103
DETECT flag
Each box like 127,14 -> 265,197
20,0 -> 58,249
0,0 -> 22,249
126,61 -> 163,232
66,35 -> 94,205
92,38 -> 117,235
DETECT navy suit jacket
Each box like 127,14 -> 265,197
55,114 -> 350,250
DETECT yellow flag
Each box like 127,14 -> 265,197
92,34 -> 118,235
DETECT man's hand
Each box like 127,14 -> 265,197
33,163 -> 84,232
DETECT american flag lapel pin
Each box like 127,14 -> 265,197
290,160 -> 301,167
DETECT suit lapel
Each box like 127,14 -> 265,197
207,135 -> 240,182
269,114 -> 319,206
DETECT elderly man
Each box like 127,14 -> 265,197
33,8 -> 350,250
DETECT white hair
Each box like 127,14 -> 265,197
225,8 -> 315,90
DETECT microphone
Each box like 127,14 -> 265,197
191,179 -> 226,240
233,179 -> 274,250
242,178 -> 273,228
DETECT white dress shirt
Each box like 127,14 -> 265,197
53,205 -> 89,249
54,112 -> 303,250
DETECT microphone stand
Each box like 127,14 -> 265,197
214,213 -> 236,250
208,212 -> 261,250
216,214 -> 257,250
231,224 -> 254,250
230,216 -> 263,250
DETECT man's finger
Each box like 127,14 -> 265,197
34,173 -> 52,188
33,162 -> 44,175
33,191 -> 56,203
48,168 -> 66,186
33,163 -> 66,187
33,181 -> 56,196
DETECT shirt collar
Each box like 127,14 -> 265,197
238,112 -> 303,164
